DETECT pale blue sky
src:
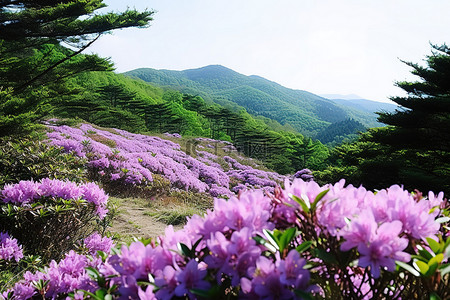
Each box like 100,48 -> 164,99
89,0 -> 450,103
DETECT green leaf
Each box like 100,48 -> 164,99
417,245 -> 434,260
414,260 -> 429,275
95,289 -> 106,298
425,261 -> 439,277
430,292 -> 442,300
263,229 -> 280,251
177,242 -> 191,257
192,238 -> 203,252
439,263 -> 450,276
311,188 -> 329,211
97,250 -> 108,262
426,237 -> 441,254
279,227 -> 297,252
428,253 -> 444,265
296,241 -> 313,254
78,291 -> 100,300
396,261 -> 420,277
435,217 -> 450,224
411,254 -> 428,262
290,194 -> 309,213
253,236 -> 277,253
86,267 -> 101,280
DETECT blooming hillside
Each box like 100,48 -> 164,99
1,121 -> 447,299
46,122 -> 285,197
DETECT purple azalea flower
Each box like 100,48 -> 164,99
138,285 -> 156,300
174,260 -> 210,299
341,210 -> 377,251
83,233 -> 114,256
357,220 -> 410,278
154,265 -> 178,299
249,256 -> 293,299
0,232 -> 23,262
276,249 -> 310,290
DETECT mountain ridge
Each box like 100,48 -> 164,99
124,65 -> 384,137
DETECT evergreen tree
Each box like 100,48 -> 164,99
319,44 -> 450,194
97,83 -> 137,108
370,44 -> 450,193
0,0 -> 154,136
144,103 -> 174,132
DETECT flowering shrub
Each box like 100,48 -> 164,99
83,232 -> 114,256
292,168 -> 314,182
271,179 -> 449,299
0,232 -> 23,262
1,178 -> 108,218
3,250 -> 102,300
46,123 -> 285,197
0,179 -> 109,261
0,136 -> 87,186
164,132 -> 182,138
5,179 -> 449,299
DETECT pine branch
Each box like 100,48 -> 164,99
15,34 -> 101,93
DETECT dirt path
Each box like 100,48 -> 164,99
108,198 -> 183,241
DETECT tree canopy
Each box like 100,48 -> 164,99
0,0 -> 154,135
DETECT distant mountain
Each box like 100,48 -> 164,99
320,94 -> 363,100
328,98 -> 398,116
124,65 -> 382,138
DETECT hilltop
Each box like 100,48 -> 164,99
125,65 -> 384,138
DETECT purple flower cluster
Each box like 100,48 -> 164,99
6,189 -> 313,299
292,168 -> 314,182
163,132 -> 182,138
94,189 -> 312,299
6,178 -> 449,299
0,232 -> 23,262
224,156 -> 285,194
6,250 -> 101,300
83,232 -> 114,256
241,250 -> 311,298
1,178 -> 108,218
275,178 -> 446,278
46,124 -> 285,196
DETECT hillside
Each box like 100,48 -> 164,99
124,65 -> 381,137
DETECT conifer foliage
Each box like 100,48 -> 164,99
371,44 -> 450,193
318,44 -> 450,194
0,0 -> 154,136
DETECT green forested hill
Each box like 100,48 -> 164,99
124,65 -> 380,137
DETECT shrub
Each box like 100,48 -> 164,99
45,123 -> 286,197
0,179 -> 108,262
0,232 -> 23,262
0,136 -> 87,186
6,179 -> 448,299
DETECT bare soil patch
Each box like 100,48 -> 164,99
108,197 -> 183,242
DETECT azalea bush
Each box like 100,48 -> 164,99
0,136 -> 87,186
45,123 -> 285,197
0,232 -> 23,263
4,179 -> 449,299
0,178 -> 109,261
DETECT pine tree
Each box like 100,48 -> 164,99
0,0 -> 154,136
322,44 -> 450,194
375,45 -> 450,151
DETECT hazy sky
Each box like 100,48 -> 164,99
89,0 -> 450,103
